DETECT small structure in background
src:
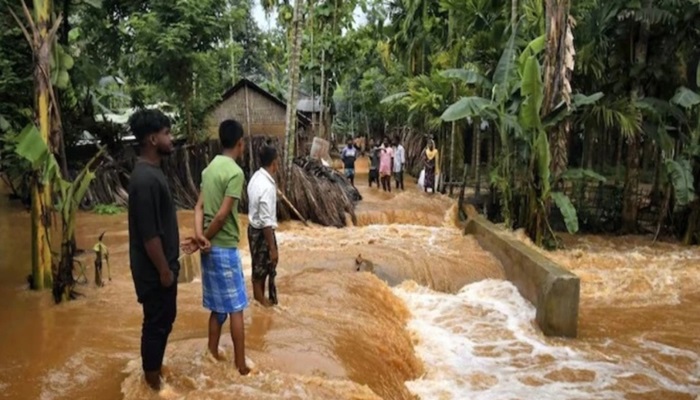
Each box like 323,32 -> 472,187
205,79 -> 311,155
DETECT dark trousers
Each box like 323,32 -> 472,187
369,169 -> 379,187
141,283 -> 177,372
394,171 -> 404,190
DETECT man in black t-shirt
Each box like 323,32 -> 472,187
127,109 -> 196,390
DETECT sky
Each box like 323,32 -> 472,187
251,0 -> 368,31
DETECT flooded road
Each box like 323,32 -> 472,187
1,162 -> 699,399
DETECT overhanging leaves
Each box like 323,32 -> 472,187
441,96 -> 492,122
380,91 -> 409,104
670,87 -> 700,109
665,159 -> 696,208
551,192 -> 579,234
14,124 -> 49,169
440,69 -> 492,89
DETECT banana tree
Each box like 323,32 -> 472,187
15,124 -> 104,302
441,32 -> 601,245
668,85 -> 700,244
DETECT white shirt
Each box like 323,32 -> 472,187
247,168 -> 278,229
393,144 -> 406,172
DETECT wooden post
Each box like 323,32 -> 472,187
244,84 -> 254,173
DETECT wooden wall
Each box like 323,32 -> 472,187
205,87 -> 287,139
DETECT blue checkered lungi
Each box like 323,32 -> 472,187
201,246 -> 249,314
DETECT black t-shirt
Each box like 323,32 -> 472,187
128,161 -> 180,303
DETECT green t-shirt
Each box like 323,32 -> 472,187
201,155 -> 244,248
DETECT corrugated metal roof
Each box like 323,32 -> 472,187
297,98 -> 322,113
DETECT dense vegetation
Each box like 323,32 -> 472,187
1,0 -> 699,286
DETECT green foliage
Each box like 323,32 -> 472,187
671,87 -> 700,109
13,123 -> 103,243
561,169 -> 607,182
441,97 -> 492,122
665,159 -> 696,208
93,203 -> 126,215
552,192 -> 580,234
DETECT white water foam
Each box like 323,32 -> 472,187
393,280 -> 700,399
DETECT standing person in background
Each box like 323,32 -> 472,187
127,108 -> 197,390
247,145 -> 280,307
392,136 -> 406,190
341,138 -> 358,187
423,140 -> 439,193
368,139 -> 380,188
194,119 -> 250,375
379,137 -> 394,192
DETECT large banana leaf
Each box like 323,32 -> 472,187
518,35 -> 546,74
519,56 -> 543,130
561,168 -> 606,182
551,192 -> 579,234
535,129 -> 551,199
572,92 -> 604,107
670,87 -> 700,109
665,159 -> 696,208
493,29 -> 518,100
440,69 -> 492,89
441,96 -> 492,122
14,124 -> 49,169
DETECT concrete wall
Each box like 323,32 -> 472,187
464,216 -> 580,338
205,88 -> 287,139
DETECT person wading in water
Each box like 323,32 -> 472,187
247,144 -> 280,306
127,109 -> 197,390
341,138 -> 358,187
392,136 -> 406,190
423,140 -> 439,193
379,137 -> 394,192
194,119 -> 251,375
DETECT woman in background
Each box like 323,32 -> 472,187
379,137 -> 394,192
423,140 -> 439,193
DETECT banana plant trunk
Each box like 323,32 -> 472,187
283,0 -> 304,195
31,0 -> 55,290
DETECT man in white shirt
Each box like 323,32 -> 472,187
392,136 -> 406,190
247,145 -> 280,306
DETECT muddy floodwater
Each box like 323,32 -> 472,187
1,162 -> 699,399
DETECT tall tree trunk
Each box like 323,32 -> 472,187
244,85 -> 254,173
614,133 -> 624,184
622,136 -> 641,232
542,0 -> 573,182
622,1 -> 651,233
19,0 -> 57,290
283,0 -> 304,195
474,120 -> 481,196
511,0 -> 519,31
309,0 -> 316,137
319,50 -> 325,139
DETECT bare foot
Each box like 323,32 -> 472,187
254,297 -> 274,307
206,346 -> 224,362
237,365 -> 251,376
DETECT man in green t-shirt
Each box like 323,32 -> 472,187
194,119 -> 250,375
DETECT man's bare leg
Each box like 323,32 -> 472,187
208,312 -> 223,360
229,311 -> 250,375
253,280 -> 273,307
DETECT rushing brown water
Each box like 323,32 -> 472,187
1,160 -> 699,399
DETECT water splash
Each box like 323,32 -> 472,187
394,279 -> 700,399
